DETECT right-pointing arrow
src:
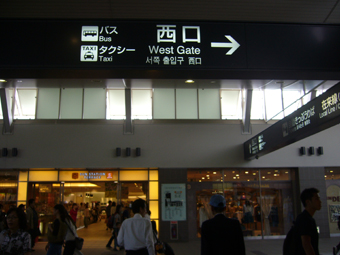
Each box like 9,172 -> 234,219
211,35 -> 240,55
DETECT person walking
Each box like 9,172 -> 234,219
63,204 -> 83,255
117,199 -> 155,255
0,207 -> 31,255
69,203 -> 78,225
201,194 -> 245,255
106,204 -> 123,250
84,204 -> 90,228
26,199 -> 40,251
295,188 -> 322,255
45,204 -> 68,255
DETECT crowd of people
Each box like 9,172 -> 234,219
0,188 -> 329,255
0,200 -> 82,255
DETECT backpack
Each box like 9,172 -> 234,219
283,221 -> 298,255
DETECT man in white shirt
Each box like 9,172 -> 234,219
117,199 -> 155,255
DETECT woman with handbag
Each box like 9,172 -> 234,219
45,205 -> 68,255
64,207 -> 83,255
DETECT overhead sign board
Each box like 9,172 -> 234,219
1,20 -> 340,78
0,20 -> 246,69
244,82 -> 340,160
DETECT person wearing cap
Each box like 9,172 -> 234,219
201,194 -> 246,255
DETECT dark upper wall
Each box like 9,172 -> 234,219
0,121 -> 338,169
1,0 -> 340,24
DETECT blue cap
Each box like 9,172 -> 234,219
209,194 -> 226,208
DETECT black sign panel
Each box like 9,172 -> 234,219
0,20 -> 247,69
1,19 -> 340,73
244,82 -> 340,160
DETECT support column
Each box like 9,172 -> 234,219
242,89 -> 252,134
123,79 -> 133,134
0,88 -> 14,134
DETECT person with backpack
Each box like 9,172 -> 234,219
284,188 -> 321,255
106,204 -> 123,251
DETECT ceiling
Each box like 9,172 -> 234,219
1,0 -> 340,90
1,0 -> 340,24
2,79 -> 339,90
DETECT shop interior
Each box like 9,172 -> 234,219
27,180 -> 149,237
188,169 -> 294,237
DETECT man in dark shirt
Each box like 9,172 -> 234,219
295,188 -> 322,255
201,194 -> 245,255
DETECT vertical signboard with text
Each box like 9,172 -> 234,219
161,183 -> 186,221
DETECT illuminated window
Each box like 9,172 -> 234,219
83,88 -> 106,119
251,90 -> 265,119
0,97 -> 2,119
265,89 -> 284,120
60,88 -> 83,119
301,93 -> 311,106
12,89 -> 37,119
37,88 -> 60,119
283,90 -> 302,117
107,90 -> 126,119
132,90 -> 152,120
198,89 -> 220,119
221,90 -> 242,119
176,89 -> 198,119
153,89 -> 175,119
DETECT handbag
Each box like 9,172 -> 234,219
74,237 -> 84,250
66,220 -> 84,250
153,229 -> 175,255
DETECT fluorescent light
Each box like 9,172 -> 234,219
0,79 -> 7,82
185,80 -> 195,83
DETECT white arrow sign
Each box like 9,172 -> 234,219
211,35 -> 240,55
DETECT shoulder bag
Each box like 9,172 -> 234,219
66,221 -> 84,250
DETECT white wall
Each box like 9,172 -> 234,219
0,121 -> 338,169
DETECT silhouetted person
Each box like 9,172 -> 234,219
201,194 -> 245,255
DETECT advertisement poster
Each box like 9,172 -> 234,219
329,204 -> 340,222
161,183 -> 186,221
5,193 -> 16,201
105,183 -> 117,198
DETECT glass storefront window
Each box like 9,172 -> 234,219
28,183 -> 61,237
0,171 -> 18,211
187,170 -> 223,182
325,168 -> 340,234
188,168 -> 294,239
